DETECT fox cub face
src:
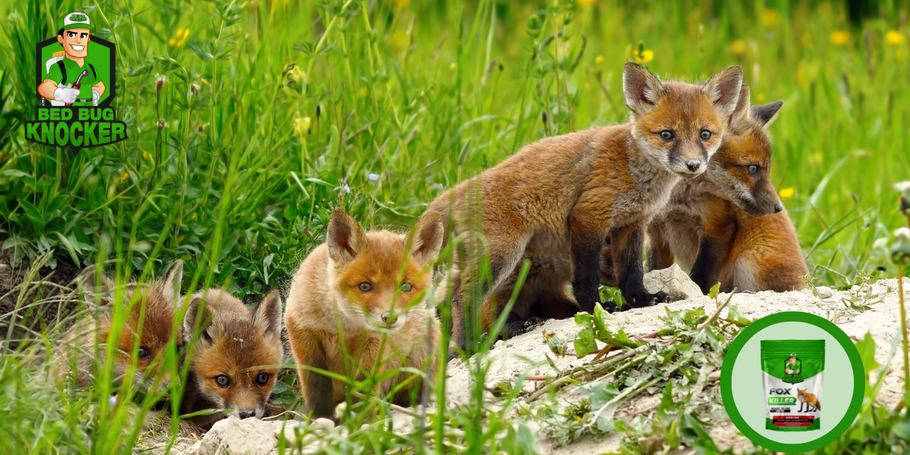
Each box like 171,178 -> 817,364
326,208 -> 443,330
69,260 -> 184,394
183,289 -> 283,419
624,62 -> 743,178
705,85 -> 784,217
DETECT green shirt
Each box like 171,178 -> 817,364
45,56 -> 98,106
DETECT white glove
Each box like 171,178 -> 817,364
53,83 -> 79,104
92,89 -> 101,106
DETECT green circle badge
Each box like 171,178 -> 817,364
720,311 -> 864,452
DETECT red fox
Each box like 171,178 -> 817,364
180,288 -> 283,429
602,85 -> 807,293
797,388 -> 820,412
426,63 -> 744,352
55,260 -> 184,396
284,208 -> 443,420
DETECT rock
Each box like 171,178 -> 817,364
197,416 -> 279,455
174,441 -> 203,455
815,286 -> 834,299
643,264 -> 703,301
312,418 -> 335,429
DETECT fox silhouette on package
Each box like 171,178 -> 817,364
797,388 -> 820,412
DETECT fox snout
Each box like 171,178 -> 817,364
238,410 -> 257,419
376,309 -> 407,329
670,146 -> 709,178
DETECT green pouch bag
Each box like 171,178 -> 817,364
761,339 -> 824,431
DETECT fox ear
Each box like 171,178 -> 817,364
702,65 -> 743,120
156,260 -> 184,306
729,84 -> 751,129
75,264 -> 115,306
184,296 -> 214,345
408,212 -> 444,266
750,100 -> 783,128
622,62 -> 666,114
327,208 -> 367,264
253,290 -> 283,341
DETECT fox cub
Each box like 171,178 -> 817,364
797,388 -> 820,412
602,85 -> 807,293
426,63 -> 743,351
285,208 -> 443,420
180,288 -> 283,429
55,260 -> 184,395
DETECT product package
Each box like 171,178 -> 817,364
760,339 -> 825,431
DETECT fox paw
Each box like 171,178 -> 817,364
622,291 -> 670,309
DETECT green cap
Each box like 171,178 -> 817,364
59,12 -> 92,31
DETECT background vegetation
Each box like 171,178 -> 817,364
1,0 -> 909,453
2,0 -> 909,295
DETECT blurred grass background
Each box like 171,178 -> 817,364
1,0 -> 909,294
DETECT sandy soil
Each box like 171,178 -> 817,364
155,277 -> 908,454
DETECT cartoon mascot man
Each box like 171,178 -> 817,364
37,12 -> 106,107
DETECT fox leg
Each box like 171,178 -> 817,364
448,234 -> 528,354
599,242 -> 618,287
611,223 -> 670,308
569,215 -> 606,314
689,217 -> 736,294
290,334 -> 336,420
645,219 -> 674,272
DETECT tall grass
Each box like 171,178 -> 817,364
1,0 -> 909,453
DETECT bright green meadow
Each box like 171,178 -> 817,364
1,0 -> 909,453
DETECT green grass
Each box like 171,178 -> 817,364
1,0 -> 910,453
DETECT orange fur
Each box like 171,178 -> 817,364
652,87 -> 804,292
602,87 -> 807,293
180,289 -> 283,429
284,209 -> 443,420
54,261 -> 184,396
429,63 -> 744,352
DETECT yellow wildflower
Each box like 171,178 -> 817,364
391,31 -> 408,49
831,30 -> 849,45
809,153 -> 822,164
595,55 -> 604,63
762,10 -> 780,27
294,116 -> 311,137
141,151 -> 151,161
886,31 -> 904,45
578,0 -> 597,7
120,172 -> 129,180
756,93 -> 766,102
633,48 -> 654,64
729,39 -> 747,55
778,187 -> 795,200
359,87 -> 368,97
168,28 -> 190,49
393,0 -> 410,7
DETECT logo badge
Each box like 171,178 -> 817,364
25,11 -> 127,153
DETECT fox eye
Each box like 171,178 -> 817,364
215,375 -> 231,388
358,282 -> 373,292
700,130 -> 712,140
659,130 -> 675,141
137,347 -> 150,359
256,373 -> 269,385
747,165 -> 759,175
400,282 -> 413,293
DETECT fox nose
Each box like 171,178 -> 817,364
238,410 -> 255,419
774,202 -> 783,213
686,159 -> 701,172
381,311 -> 391,322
